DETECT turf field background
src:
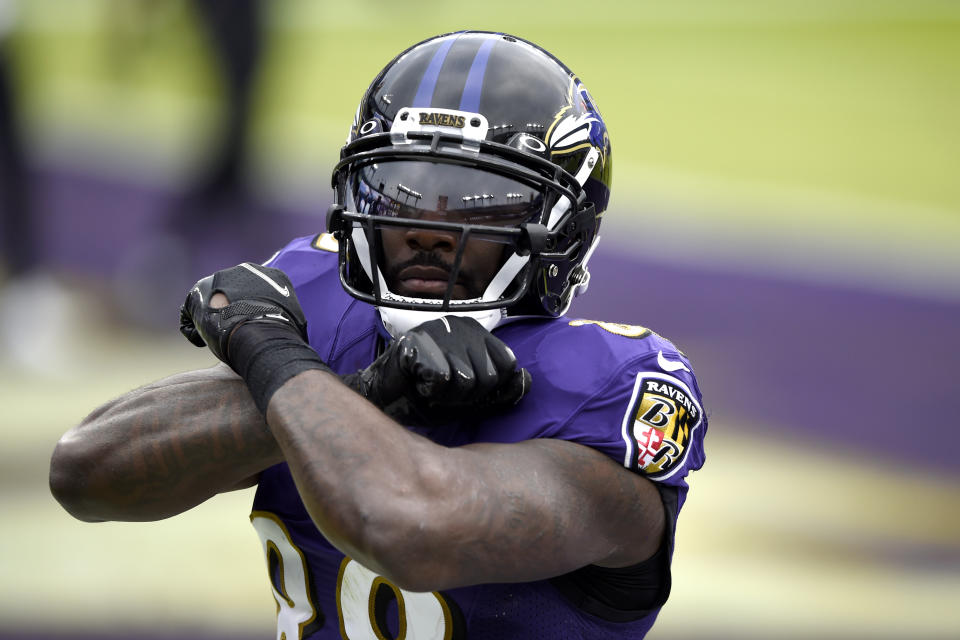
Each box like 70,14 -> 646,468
1,1 -> 958,638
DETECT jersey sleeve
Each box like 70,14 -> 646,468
496,319 -> 708,495
559,358 -> 706,499
262,234 -> 336,290
599,349 -> 707,488
502,320 -> 706,620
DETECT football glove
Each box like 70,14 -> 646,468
179,262 -> 309,361
345,316 -> 531,413
179,263 -> 330,412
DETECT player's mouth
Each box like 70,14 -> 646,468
395,265 -> 469,298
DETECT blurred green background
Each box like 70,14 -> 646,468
11,0 -> 960,294
2,1 -> 959,638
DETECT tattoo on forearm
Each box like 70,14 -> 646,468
76,371 -> 281,516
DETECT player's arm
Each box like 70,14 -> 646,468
49,363 -> 281,522
179,263 -> 665,591
49,260 -> 521,525
268,371 -> 666,592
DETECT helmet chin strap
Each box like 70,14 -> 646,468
378,306 -> 505,338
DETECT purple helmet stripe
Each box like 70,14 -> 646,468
458,37 -> 496,113
413,36 -> 458,107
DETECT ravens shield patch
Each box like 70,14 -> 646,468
622,373 -> 703,480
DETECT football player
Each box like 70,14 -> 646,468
50,32 -> 707,639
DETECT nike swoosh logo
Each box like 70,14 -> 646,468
241,263 -> 290,297
657,350 -> 690,373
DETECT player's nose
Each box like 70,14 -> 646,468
404,221 -> 458,253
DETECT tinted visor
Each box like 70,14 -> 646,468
348,160 -> 545,226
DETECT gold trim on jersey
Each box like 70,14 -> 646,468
312,233 -> 339,253
569,319 -> 651,338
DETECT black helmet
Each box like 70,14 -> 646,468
328,31 -> 612,334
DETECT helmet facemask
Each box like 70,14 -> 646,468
328,111 -> 595,334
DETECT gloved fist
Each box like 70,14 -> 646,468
180,263 -> 330,414
348,316 -> 531,412
179,262 -> 308,365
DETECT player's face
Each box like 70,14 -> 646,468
379,223 -> 506,300
349,161 -> 544,300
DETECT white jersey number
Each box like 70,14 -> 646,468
251,512 -> 323,640
336,558 -> 458,639
252,512 -> 462,639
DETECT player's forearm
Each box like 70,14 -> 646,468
264,370 -> 639,592
265,369 -> 475,587
50,365 -> 282,522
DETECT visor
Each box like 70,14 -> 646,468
348,160 -> 545,227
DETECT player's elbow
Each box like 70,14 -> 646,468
363,529 -> 448,593
381,565 -> 440,593
352,500 -> 462,591
48,432 -> 105,522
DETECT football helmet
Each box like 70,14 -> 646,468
327,31 -> 612,336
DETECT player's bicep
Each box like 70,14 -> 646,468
548,439 -> 667,568
514,439 -> 670,619
469,438 -> 666,569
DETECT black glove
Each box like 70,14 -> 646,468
180,263 -> 330,413
180,262 -> 308,361
345,316 -> 531,414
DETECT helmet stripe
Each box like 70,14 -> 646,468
412,36 -> 458,107
458,37 -> 496,113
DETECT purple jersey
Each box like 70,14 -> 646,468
251,235 -> 708,639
